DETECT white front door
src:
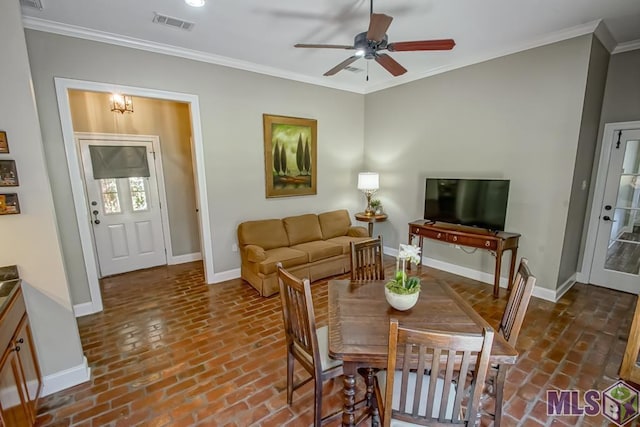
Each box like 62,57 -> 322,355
590,128 -> 640,293
80,139 -> 167,276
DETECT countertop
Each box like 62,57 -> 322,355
0,265 -> 20,313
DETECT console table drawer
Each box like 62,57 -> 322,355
448,234 -> 497,250
416,228 -> 447,241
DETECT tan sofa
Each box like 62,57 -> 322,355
237,209 -> 370,296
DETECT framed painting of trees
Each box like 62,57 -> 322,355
263,114 -> 317,198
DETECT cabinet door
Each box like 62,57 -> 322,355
620,297 -> 640,383
14,318 -> 41,421
0,349 -> 31,426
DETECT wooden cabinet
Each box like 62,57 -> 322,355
0,284 -> 42,426
408,221 -> 521,297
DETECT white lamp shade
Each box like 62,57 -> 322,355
358,172 -> 379,190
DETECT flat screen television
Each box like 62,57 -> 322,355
424,178 -> 510,231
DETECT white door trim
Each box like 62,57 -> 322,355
76,133 -> 174,270
54,78 -> 215,316
580,120 -> 640,283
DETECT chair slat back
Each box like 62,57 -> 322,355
350,236 -> 385,281
277,264 -> 320,375
500,258 -> 536,346
382,320 -> 494,427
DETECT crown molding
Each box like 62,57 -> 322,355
613,38 -> 640,54
24,16 -> 607,95
363,20 -> 602,93
22,16 -> 365,94
593,20 -> 617,53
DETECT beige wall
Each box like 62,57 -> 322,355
559,37 -> 609,286
69,91 -> 200,258
25,30 -> 365,305
599,49 -> 640,125
0,2 -> 84,375
364,35 -> 593,291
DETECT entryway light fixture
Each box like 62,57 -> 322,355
185,0 -> 205,7
358,172 -> 379,216
110,94 -> 134,114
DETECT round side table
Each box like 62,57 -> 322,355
355,212 -> 388,237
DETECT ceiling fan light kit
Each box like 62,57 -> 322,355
295,6 -> 455,79
184,0 -> 205,7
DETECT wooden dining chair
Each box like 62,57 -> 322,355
350,236 -> 385,281
374,319 -> 494,426
487,257 -> 536,426
350,236 -> 385,410
276,263 -> 343,427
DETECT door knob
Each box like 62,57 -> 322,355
603,216 -> 612,221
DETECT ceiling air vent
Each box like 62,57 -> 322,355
152,13 -> 195,31
344,66 -> 364,73
20,0 -> 43,10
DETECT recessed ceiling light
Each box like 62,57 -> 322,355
185,0 -> 205,7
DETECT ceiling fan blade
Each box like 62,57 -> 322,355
367,13 -> 393,42
387,39 -> 456,52
375,53 -> 407,76
323,56 -> 359,76
295,43 -> 355,49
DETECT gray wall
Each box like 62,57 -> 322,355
0,2 -> 84,376
558,37 -> 609,286
579,48 -> 640,275
364,36 -> 593,291
600,50 -> 640,124
25,30 -> 364,305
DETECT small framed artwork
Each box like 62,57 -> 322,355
263,114 -> 317,198
0,131 -> 8,154
0,193 -> 20,215
0,160 -> 18,187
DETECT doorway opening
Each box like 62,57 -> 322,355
55,78 -> 214,316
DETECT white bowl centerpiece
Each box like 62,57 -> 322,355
385,244 -> 422,311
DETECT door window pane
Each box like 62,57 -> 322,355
100,179 -> 121,214
604,138 -> 640,275
622,140 -> 640,174
129,177 -> 148,211
89,145 -> 150,179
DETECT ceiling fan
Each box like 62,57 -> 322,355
294,1 -> 455,77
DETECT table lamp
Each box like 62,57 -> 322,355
358,172 -> 379,216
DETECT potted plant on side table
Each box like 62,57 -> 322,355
385,244 -> 422,311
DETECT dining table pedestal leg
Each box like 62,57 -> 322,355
342,363 -> 357,426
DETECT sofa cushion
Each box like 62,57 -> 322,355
318,209 -> 352,240
237,219 -> 289,250
326,235 -> 373,254
257,247 -> 308,275
291,241 -> 343,262
283,214 -> 323,245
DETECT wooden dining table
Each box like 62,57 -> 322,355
328,278 -> 519,427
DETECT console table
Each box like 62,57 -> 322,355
408,220 -> 520,297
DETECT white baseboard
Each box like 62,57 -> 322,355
73,301 -> 101,318
553,275 -> 576,301
168,252 -> 202,265
41,356 -> 91,397
384,246 -> 562,302
575,271 -> 589,283
211,268 -> 241,284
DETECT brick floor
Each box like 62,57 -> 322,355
35,258 -> 636,426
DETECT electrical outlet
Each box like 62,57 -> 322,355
231,244 -> 238,252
